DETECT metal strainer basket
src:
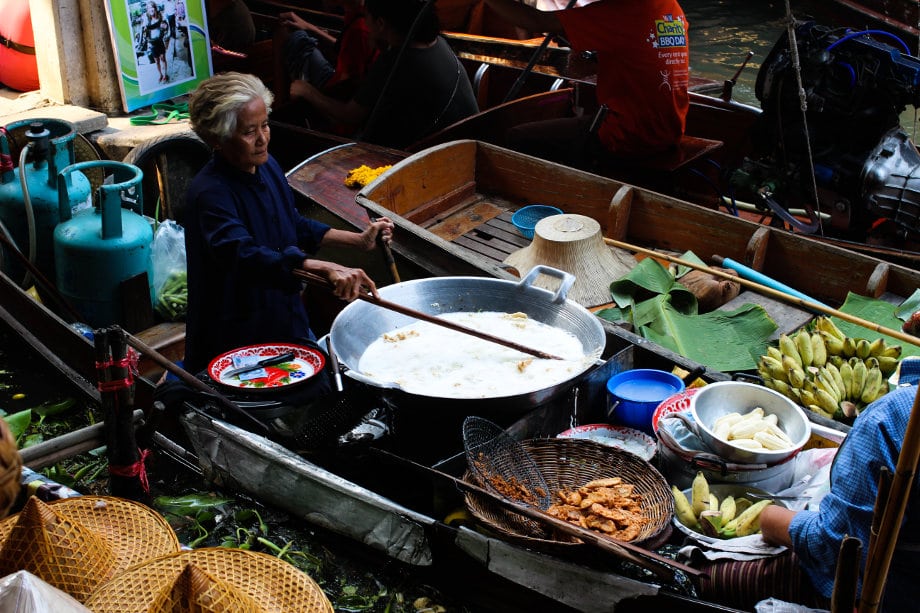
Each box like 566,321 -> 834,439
461,416 -> 552,510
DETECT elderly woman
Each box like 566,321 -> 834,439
184,71 -> 393,375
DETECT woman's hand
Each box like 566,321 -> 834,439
303,260 -> 378,301
279,11 -> 311,32
361,216 -> 395,251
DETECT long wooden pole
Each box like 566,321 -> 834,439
293,270 -> 566,360
858,382 -> 920,612
602,237 -> 920,348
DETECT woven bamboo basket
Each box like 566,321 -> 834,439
464,437 -> 673,551
0,419 -> 21,519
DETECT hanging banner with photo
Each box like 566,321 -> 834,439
103,0 -> 212,112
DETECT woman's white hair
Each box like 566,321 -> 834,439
189,72 -> 274,145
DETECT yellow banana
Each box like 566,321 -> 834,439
850,358 -> 868,400
672,485 -> 699,530
691,471 -> 710,517
856,339 -> 872,360
721,499 -> 773,538
880,343 -> 902,359
839,360 -> 855,400
799,388 -> 818,408
787,364 -> 806,389
795,330 -> 813,368
813,371 -> 839,403
816,316 -> 846,341
842,337 -> 858,358
815,388 -> 840,416
819,331 -> 845,356
823,363 -> 847,400
766,378 -> 797,402
767,346 -> 784,362
759,355 -> 788,382
810,332 -> 827,367
867,338 -> 887,358
808,403 -> 835,420
877,356 -> 900,377
779,334 -> 803,369
861,366 -> 884,405
720,495 -> 737,524
709,493 -> 720,513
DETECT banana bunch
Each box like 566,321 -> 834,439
757,316 -> 900,421
672,472 -> 773,539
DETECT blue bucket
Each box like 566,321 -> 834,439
607,369 -> 685,435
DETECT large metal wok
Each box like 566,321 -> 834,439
328,266 -> 606,414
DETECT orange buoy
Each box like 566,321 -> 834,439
0,0 -> 38,92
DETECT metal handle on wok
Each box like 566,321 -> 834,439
519,265 -> 576,305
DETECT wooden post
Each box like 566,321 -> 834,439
95,326 -> 151,504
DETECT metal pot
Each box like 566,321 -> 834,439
328,266 -> 606,414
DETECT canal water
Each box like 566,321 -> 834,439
2,2 -> 919,612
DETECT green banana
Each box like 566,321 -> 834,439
759,356 -> 788,382
795,330 -> 813,368
808,403 -> 835,420
672,485 -> 699,530
856,338 -> 872,360
700,510 -> 723,538
766,378 -> 796,402
815,388 -> 840,416
787,364 -> 806,389
799,388 -> 819,409
813,371 -> 839,403
810,332 -> 827,367
880,343 -> 902,359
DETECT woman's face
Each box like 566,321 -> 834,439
218,97 -> 270,174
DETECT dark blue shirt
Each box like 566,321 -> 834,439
184,154 -> 330,374
789,358 -> 920,610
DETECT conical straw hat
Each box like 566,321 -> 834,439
0,418 -> 22,519
86,547 -> 334,613
503,214 -> 637,307
0,496 -> 181,603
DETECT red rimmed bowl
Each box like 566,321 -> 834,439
207,343 -> 325,392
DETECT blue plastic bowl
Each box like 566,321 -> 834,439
607,369 -> 686,435
511,205 -> 564,239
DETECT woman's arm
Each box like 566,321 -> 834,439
290,80 -> 369,126
759,504 -> 796,547
320,217 -> 394,251
280,11 -> 337,46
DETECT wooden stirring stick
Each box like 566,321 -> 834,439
293,270 -> 566,360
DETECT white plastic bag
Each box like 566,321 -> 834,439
151,220 -> 187,321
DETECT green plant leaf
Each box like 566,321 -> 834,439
3,411 -> 31,442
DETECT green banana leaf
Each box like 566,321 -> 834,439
598,256 -> 777,371
831,291 -> 920,359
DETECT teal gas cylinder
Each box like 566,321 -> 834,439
0,119 -> 91,285
54,161 -> 153,328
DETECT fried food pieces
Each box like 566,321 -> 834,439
546,477 -> 647,542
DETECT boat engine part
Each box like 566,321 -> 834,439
0,119 -> 91,285
732,21 -> 920,242
53,160 -> 153,329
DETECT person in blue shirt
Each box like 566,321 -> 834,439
184,71 -> 393,375
760,356 -> 920,611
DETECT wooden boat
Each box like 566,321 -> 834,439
823,0 -> 920,48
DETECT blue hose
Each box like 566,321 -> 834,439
715,256 -> 830,309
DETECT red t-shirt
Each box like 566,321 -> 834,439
326,8 -> 378,89
558,0 -> 689,155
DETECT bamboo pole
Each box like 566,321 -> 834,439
831,536 -> 862,613
602,237 -> 920,348
857,382 -> 920,613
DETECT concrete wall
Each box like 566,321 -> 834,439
31,0 -> 124,113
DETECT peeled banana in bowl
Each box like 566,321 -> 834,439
757,316 -> 899,422
672,472 -> 774,539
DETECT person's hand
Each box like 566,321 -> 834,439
290,79 -> 319,102
361,216 -> 394,251
326,265 -> 378,301
279,11 -> 310,31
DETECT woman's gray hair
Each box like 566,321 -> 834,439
188,72 -> 274,145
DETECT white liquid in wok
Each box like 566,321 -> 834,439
358,311 -> 590,399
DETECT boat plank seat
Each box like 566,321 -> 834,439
587,105 -> 724,188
